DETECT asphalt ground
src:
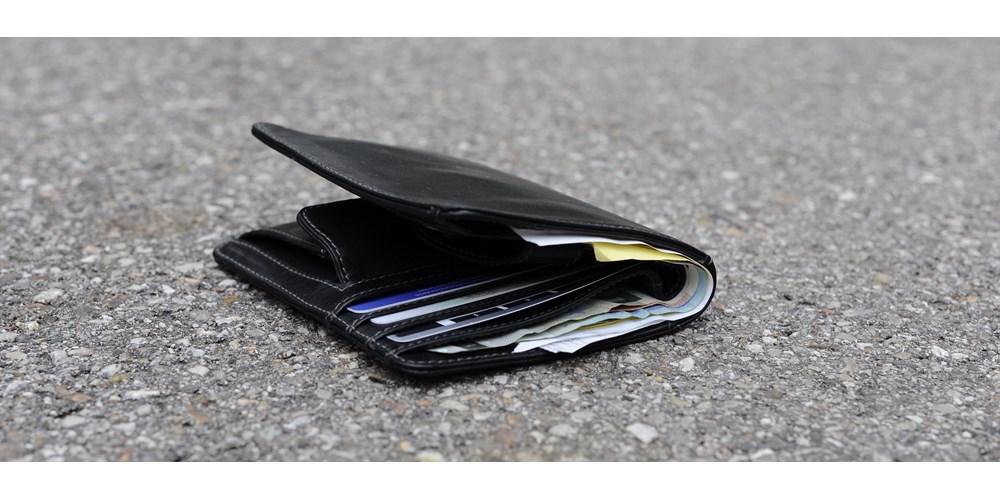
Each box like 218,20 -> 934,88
1,38 -> 998,461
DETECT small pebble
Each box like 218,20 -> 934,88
189,365 -> 210,376
751,448 -> 776,461
123,389 -> 161,400
61,416 -> 87,428
439,400 -> 469,412
679,357 -> 695,372
32,289 -> 64,304
549,424 -> 577,437
416,450 -> 445,462
626,423 -> 658,444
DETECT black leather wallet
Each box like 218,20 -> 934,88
214,123 -> 717,377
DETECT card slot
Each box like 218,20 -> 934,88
344,264 -> 620,344
295,199 -> 468,283
334,265 -> 514,332
230,232 -> 489,317
242,222 -> 327,258
389,312 -> 699,377
397,343 -> 521,365
228,237 -> 346,290
326,264 -> 483,315
213,239 -> 348,324
344,263 -> 561,325
385,263 -> 666,354
390,263 -> 694,372
395,261 -> 686,349
362,262 -> 618,339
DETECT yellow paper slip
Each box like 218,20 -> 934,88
590,242 -> 693,264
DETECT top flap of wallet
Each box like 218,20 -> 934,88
252,122 -> 711,266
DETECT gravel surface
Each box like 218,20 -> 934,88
1,39 -> 998,461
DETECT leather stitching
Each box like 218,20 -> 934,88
215,250 -> 330,317
327,267 -> 467,315
228,239 -> 451,298
254,228 -> 319,249
295,201 -> 450,286
325,313 -> 386,352
228,240 -> 346,289
298,205 -> 353,282
352,262 -> 448,285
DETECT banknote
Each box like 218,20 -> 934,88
514,264 -> 710,353
510,228 -> 693,264
426,288 -> 652,353
386,273 -> 612,343
430,300 -> 693,354
429,263 -> 709,354
516,313 -> 672,353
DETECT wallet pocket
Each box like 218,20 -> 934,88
296,199 -> 466,283
213,236 -> 347,323
242,222 -> 327,258
340,263 -> 558,326
360,262 -> 616,339
388,262 -> 675,355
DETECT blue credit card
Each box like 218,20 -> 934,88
386,273 -> 608,343
370,271 -> 561,325
346,273 -> 511,314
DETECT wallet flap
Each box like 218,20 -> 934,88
252,123 -> 711,266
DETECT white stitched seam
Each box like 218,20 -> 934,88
330,267 -> 466,313
246,226 -> 447,287
325,313 -> 381,350
216,250 -> 330,316
228,240 -> 346,289
298,206 -> 353,282
255,228 -> 319,248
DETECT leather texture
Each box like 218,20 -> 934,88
214,123 -> 717,377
